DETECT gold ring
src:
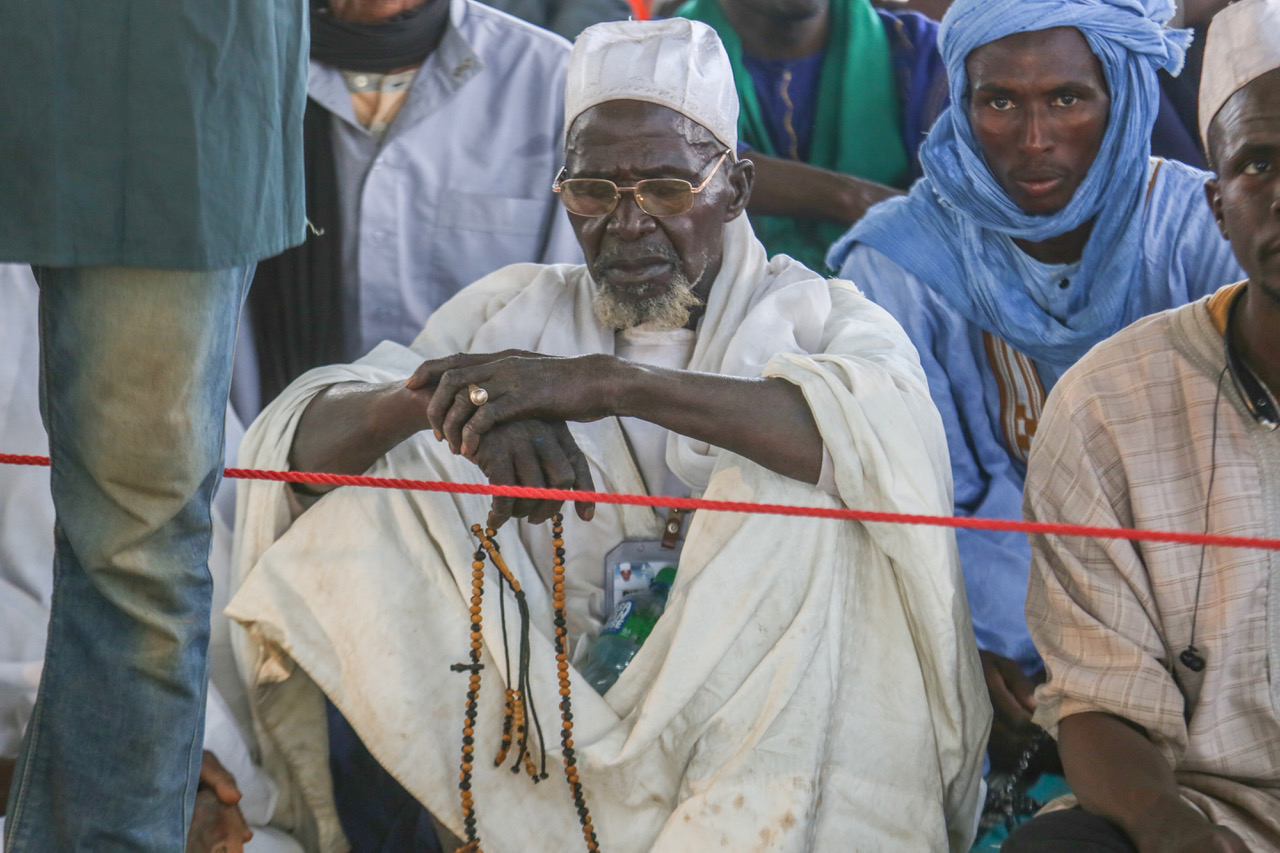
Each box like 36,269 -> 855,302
468,384 -> 489,406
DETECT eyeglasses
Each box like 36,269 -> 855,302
552,149 -> 732,218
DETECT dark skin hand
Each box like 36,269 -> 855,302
409,347 -> 823,488
288,381 -> 597,530
980,650 -> 1037,727
186,751 -> 253,853
1058,713 -> 1250,853
979,650 -> 1052,772
290,101 -> 824,528
966,26 -> 1111,264
1206,68 -> 1280,398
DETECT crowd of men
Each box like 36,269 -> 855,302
0,0 -> 1278,851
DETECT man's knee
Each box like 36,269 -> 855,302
1002,809 -> 1138,853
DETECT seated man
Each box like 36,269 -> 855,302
227,19 -> 988,852
0,266 -> 301,853
238,0 -> 583,416
827,0 -> 1245,766
1007,3 -> 1280,848
676,0 -> 949,272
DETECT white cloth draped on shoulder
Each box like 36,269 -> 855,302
227,216 -> 989,852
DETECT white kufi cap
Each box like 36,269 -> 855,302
565,19 -> 739,150
1199,0 -> 1280,147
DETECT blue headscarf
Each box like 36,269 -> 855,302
828,0 -> 1191,364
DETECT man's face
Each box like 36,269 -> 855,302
965,27 -> 1110,215
731,0 -> 827,24
563,100 -> 751,330
1208,69 -> 1280,302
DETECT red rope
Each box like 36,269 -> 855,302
4,452 -> 1280,552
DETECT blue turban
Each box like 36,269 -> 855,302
828,0 -> 1191,364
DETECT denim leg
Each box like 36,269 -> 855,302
3,265 -> 251,852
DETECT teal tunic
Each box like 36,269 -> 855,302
0,0 -> 308,269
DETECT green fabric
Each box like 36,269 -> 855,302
0,0 -> 308,269
677,0 -> 908,271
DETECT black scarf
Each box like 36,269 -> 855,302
248,0 -> 449,406
310,0 -> 450,73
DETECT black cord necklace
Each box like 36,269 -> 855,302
1179,365 -> 1227,674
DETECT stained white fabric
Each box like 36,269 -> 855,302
565,19 -> 739,148
227,216 -> 988,853
0,264 -> 301,852
1198,0 -> 1280,146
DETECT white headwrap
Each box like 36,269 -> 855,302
564,19 -> 738,150
1199,0 -> 1280,147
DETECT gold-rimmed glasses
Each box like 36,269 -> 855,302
552,149 -> 732,218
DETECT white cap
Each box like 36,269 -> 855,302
565,19 -> 739,150
1199,0 -> 1280,148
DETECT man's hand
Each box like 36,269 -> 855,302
468,418 -> 596,529
980,649 -> 1038,728
980,650 -> 1047,770
411,346 -> 827,488
410,351 -> 613,458
186,751 -> 253,853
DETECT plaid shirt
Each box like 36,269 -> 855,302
1024,286 -> 1280,847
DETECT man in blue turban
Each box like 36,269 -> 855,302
827,0 -> 1244,767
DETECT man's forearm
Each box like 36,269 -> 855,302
1058,712 -> 1213,850
288,381 -> 432,491
745,152 -> 902,226
609,359 -> 823,484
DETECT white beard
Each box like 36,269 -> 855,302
592,273 -> 703,331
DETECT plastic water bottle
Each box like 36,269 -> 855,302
581,567 -> 676,695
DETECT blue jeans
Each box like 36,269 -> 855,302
3,266 -> 251,852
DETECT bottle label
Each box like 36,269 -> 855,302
600,599 -> 634,636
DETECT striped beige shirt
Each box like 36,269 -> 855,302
1024,285 -> 1280,847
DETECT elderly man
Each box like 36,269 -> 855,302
827,0 -> 1244,767
1006,3 -> 1280,849
227,19 -> 988,852
239,0 -> 582,415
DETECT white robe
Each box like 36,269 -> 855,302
0,264 -> 302,852
228,218 -> 989,852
